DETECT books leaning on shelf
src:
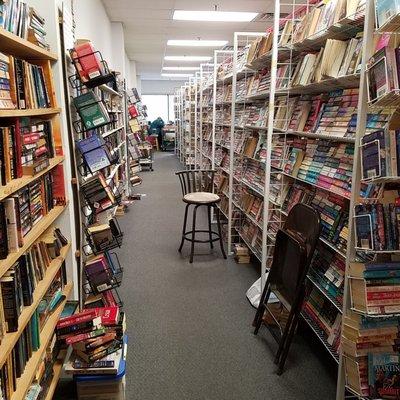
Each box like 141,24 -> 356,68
81,172 -> 116,212
0,2 -> 49,49
70,40 -> 105,83
73,91 -> 110,131
375,0 -> 400,30
0,226 -> 68,334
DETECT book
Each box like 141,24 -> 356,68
369,353 -> 400,398
71,40 -> 104,82
77,134 -> 111,173
73,91 -> 110,130
375,0 -> 400,29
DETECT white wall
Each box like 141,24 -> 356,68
141,80 -> 185,95
74,0 -> 113,65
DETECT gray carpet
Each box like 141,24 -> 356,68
117,152 -> 337,400
55,151 -> 337,399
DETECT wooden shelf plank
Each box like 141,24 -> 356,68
0,28 -> 58,61
0,204 -> 68,278
44,351 -> 68,400
11,284 -> 73,400
0,156 -> 64,202
0,244 -> 71,368
0,107 -> 61,118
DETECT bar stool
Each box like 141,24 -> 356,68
175,170 -> 227,263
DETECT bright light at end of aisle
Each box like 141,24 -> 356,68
167,40 -> 228,47
163,66 -> 200,71
164,56 -> 212,62
173,10 -> 258,22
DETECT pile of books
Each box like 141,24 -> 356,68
342,312 -> 400,397
242,159 -> 265,194
61,307 -> 126,373
239,220 -> 262,257
27,8 -> 49,50
349,261 -> 400,315
233,244 -> 251,264
238,188 -> 263,225
302,287 -> 342,354
354,202 -> 400,251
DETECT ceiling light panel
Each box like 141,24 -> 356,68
167,39 -> 228,47
162,73 -> 194,77
164,56 -> 212,62
173,10 -> 258,22
163,66 -> 200,71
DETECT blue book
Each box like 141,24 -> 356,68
369,353 -> 400,399
365,262 -> 400,271
376,0 -> 400,27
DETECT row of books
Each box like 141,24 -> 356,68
354,202 -> 400,251
0,2 -> 49,49
0,169 -> 65,260
0,52 -> 52,110
302,287 -> 342,354
0,269 -> 67,400
0,226 -> 67,336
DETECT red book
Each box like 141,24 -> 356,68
102,290 -> 118,307
57,309 -> 97,329
74,42 -> 103,80
14,119 -> 23,178
52,164 -> 66,206
22,132 -> 40,144
128,105 -> 138,118
66,327 -> 105,345
93,307 -> 119,326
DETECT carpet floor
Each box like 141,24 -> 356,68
55,151 -> 337,399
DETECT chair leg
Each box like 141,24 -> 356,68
276,308 -> 301,376
253,286 -> 271,335
190,205 -> 199,263
207,205 -> 214,250
178,204 -> 190,253
215,206 -> 227,259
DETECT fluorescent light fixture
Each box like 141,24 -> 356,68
163,66 -> 200,71
173,10 -> 258,22
164,56 -> 212,62
167,39 -> 228,47
162,73 -> 194,77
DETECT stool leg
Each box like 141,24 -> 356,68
178,204 -> 190,253
215,206 -> 227,259
207,205 -> 214,250
190,205 -> 199,263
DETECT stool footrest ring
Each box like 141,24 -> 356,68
183,230 -> 221,244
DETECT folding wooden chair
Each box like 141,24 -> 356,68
253,203 -> 321,374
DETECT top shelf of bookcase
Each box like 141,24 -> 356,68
0,28 -> 58,61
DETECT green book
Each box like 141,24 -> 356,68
73,91 -> 110,130
31,310 -> 40,351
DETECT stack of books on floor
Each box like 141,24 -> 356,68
61,307 -> 127,398
233,244 -> 250,264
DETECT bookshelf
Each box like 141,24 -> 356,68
0,3 -> 75,397
10,283 -> 73,400
175,0 -> 390,393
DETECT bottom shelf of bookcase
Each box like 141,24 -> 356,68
44,350 -> 68,400
11,283 -> 73,400
300,311 -> 339,363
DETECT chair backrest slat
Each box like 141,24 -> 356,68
175,169 -> 216,196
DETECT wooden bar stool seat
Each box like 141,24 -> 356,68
183,192 -> 220,204
176,170 -> 227,263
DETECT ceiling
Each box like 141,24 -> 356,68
101,0 -> 275,81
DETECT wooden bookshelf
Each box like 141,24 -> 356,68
0,107 -> 61,118
0,27 -> 58,61
0,243 -> 71,368
0,204 -> 68,278
0,156 -> 64,202
44,350 -> 68,400
10,283 -> 73,400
